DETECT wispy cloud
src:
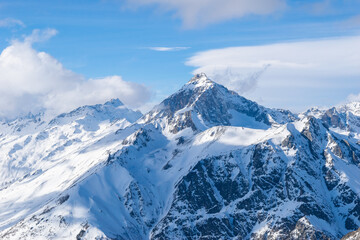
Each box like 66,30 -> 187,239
186,36 -> 360,111
0,18 -> 25,28
123,0 -> 286,28
340,14 -> 360,28
148,47 -> 190,52
347,93 -> 360,103
210,65 -> 270,95
0,29 -> 151,118
307,0 -> 334,15
24,28 -> 58,44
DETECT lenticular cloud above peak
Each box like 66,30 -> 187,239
186,35 -> 360,111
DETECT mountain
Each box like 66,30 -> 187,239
0,99 -> 141,237
303,101 -> 360,133
1,74 -> 360,239
140,73 -> 296,133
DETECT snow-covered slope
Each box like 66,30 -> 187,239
0,99 -> 141,237
1,75 -> 360,239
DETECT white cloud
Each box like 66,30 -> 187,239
209,65 -> 270,94
0,18 -> 25,28
0,29 -> 151,119
24,28 -> 58,44
124,0 -> 286,28
186,36 -> 360,111
44,76 -> 151,114
347,93 -> 360,103
148,47 -> 189,51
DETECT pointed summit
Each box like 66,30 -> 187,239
187,72 -> 211,84
180,72 -> 214,93
142,74 -> 296,133
104,98 -> 124,107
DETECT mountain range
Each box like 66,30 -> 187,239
1,73 -> 360,239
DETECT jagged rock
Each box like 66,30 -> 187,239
342,227 -> 360,239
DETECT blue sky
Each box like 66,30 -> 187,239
0,0 -> 360,117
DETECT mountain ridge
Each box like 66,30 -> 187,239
140,73 -> 297,134
0,74 -> 360,239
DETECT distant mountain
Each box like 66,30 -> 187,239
304,101 -> 360,133
1,74 -> 360,239
0,98 -> 141,231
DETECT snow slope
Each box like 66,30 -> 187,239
1,74 -> 360,239
0,99 -> 141,236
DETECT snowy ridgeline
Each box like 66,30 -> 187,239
1,73 -> 360,239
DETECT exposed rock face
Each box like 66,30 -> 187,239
141,73 -> 297,133
150,117 -> 360,240
306,101 -> 360,133
321,107 -> 345,129
342,227 -> 360,240
1,75 -> 360,239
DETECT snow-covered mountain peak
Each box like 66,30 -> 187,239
301,107 -> 328,118
103,98 -> 124,107
0,98 -> 140,136
1,76 -> 360,239
302,101 -> 360,133
0,98 -> 144,236
174,73 -> 216,97
0,111 -> 49,135
338,101 -> 360,116
141,74 -> 296,134
185,72 -> 213,87
52,99 -> 141,126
